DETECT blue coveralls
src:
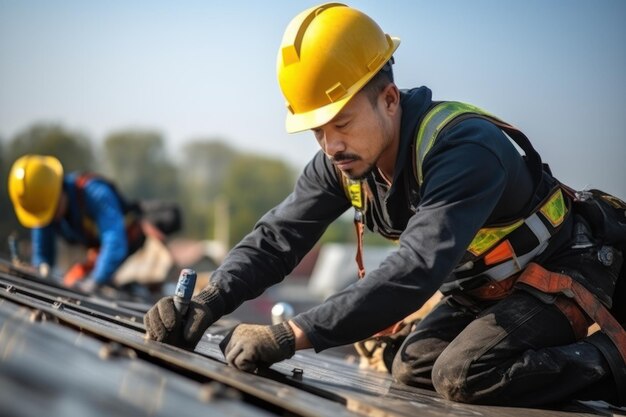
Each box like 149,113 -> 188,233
32,173 -> 130,285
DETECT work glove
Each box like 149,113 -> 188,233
38,263 -> 51,279
219,322 -> 296,372
72,276 -> 103,294
143,286 -> 224,350
63,248 -> 99,287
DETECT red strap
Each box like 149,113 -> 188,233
373,321 -> 406,338
518,263 -> 626,364
75,174 -> 90,213
354,219 -> 366,279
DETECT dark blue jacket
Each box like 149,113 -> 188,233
210,87 -> 571,351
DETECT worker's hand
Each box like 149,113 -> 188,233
38,263 -> 51,279
143,296 -> 215,350
72,277 -> 102,294
63,262 -> 93,287
219,322 -> 295,372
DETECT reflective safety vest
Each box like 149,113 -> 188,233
341,101 -> 571,293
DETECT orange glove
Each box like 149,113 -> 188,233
62,248 -> 98,287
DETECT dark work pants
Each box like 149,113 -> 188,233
391,241 -> 623,406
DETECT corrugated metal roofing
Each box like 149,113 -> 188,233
0,259 -> 622,417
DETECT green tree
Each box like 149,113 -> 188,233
103,130 -> 178,201
5,123 -> 96,172
1,124 -> 97,254
319,216 -> 354,244
181,140 -> 236,199
221,154 -> 296,246
178,140 -> 236,239
319,213 -> 397,246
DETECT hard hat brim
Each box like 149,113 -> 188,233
14,201 -> 57,228
285,37 -> 401,134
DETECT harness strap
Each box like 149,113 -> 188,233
415,102 -> 543,192
74,173 -> 145,253
373,320 -> 406,338
341,177 -> 368,278
354,213 -> 366,279
75,173 -> 93,221
74,173 -> 101,247
553,296 -> 592,341
518,262 -> 626,364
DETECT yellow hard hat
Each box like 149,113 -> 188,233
8,155 -> 64,228
277,3 -> 400,133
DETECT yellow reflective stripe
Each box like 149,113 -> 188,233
415,102 -> 499,185
346,179 -> 364,210
467,189 -> 567,257
539,188 -> 567,227
467,219 -> 524,257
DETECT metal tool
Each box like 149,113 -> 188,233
173,268 -> 197,316
271,302 -> 294,325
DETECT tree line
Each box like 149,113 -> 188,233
0,123 -> 372,259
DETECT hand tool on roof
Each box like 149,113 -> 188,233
271,302 -> 294,325
173,268 -> 197,316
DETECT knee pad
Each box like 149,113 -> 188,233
390,353 -> 414,385
431,351 -> 469,402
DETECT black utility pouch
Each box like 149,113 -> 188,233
573,189 -> 626,245
574,189 -> 626,324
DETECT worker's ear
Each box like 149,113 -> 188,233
381,83 -> 400,115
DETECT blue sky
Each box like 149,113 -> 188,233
1,0 -> 624,197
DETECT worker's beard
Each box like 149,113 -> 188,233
331,153 -> 374,180
345,164 -> 375,180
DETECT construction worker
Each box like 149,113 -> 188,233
8,154 -> 174,294
144,3 -> 626,406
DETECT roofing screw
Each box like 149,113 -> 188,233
99,342 -> 137,360
198,381 -> 242,402
52,301 -> 63,310
291,367 -> 304,381
29,310 -> 57,323
5,285 -> 16,293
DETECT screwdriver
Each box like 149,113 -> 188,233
173,268 -> 197,315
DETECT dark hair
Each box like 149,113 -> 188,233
362,57 -> 395,107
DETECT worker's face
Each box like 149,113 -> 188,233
312,83 -> 400,180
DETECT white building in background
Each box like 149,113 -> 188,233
308,244 -> 396,300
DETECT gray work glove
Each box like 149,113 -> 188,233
143,286 -> 224,350
220,322 -> 296,372
72,276 -> 102,294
